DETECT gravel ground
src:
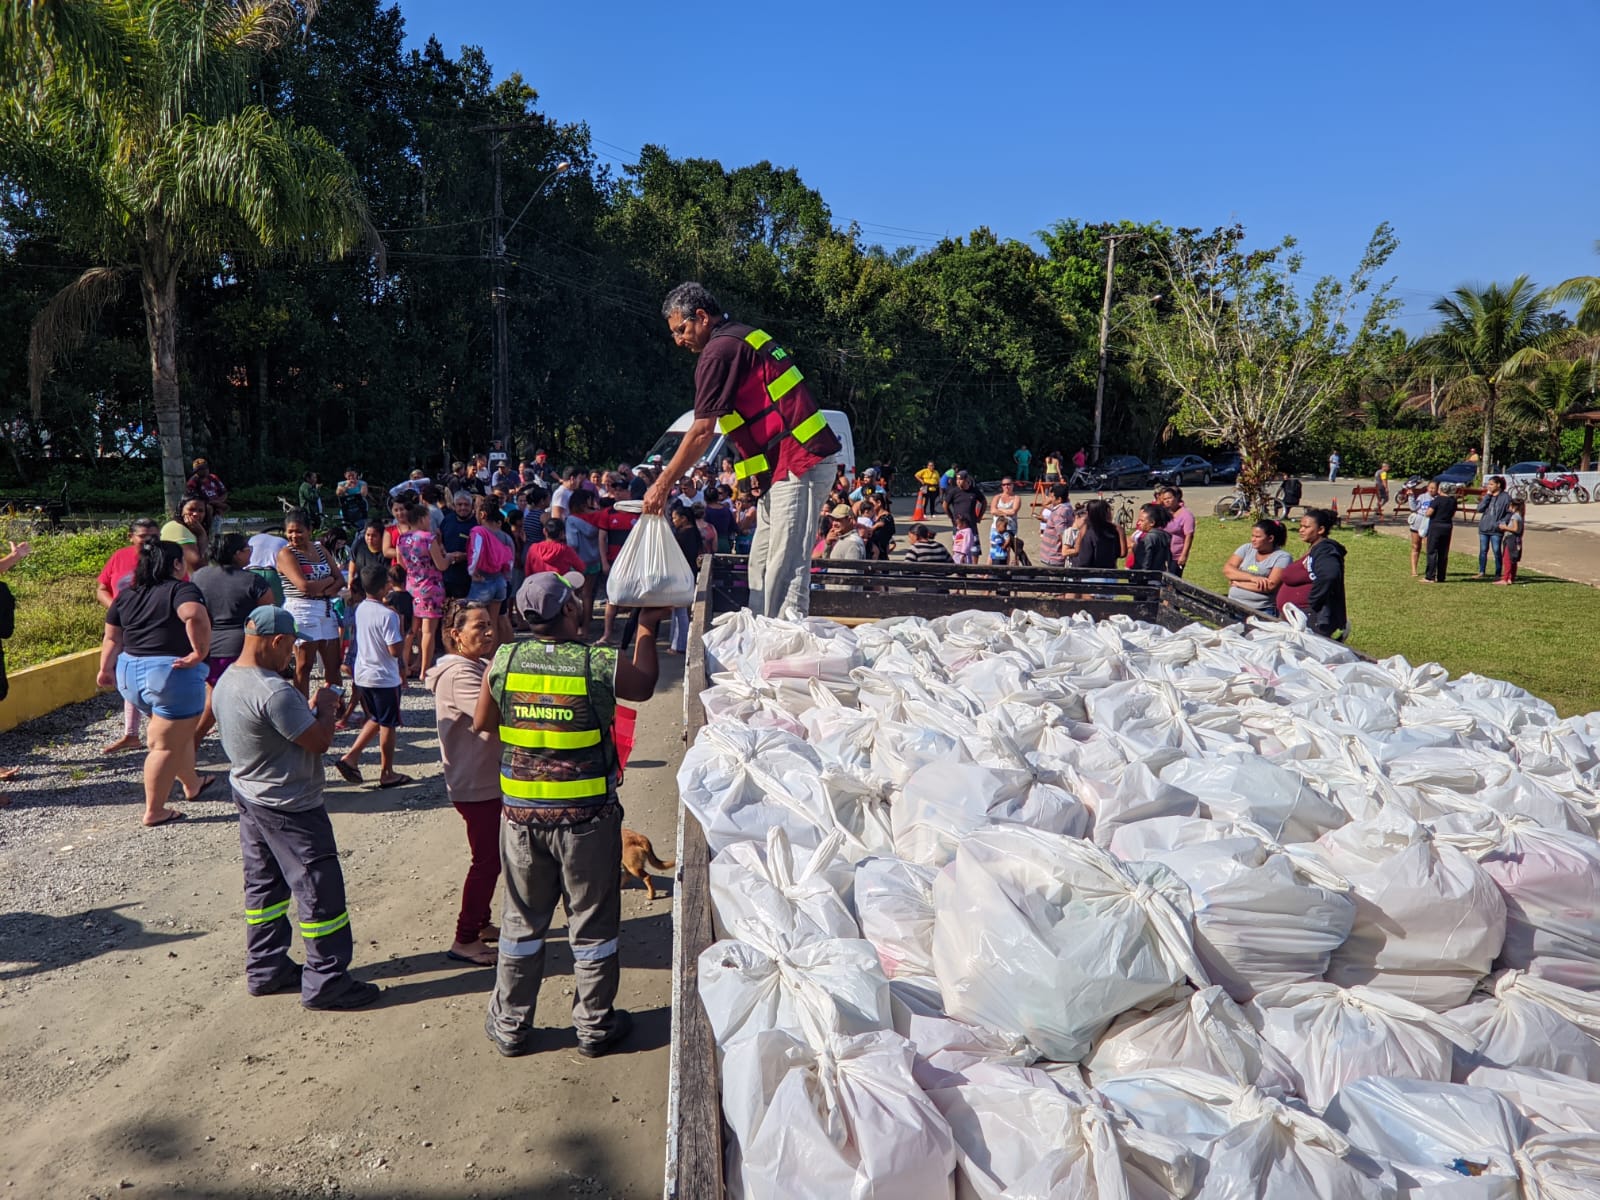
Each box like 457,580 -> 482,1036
0,683 -> 443,982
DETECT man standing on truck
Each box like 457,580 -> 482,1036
647,282 -> 842,618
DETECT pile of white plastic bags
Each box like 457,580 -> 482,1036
680,607 -> 1600,1198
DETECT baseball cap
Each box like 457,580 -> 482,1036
244,605 -> 297,637
830,504 -> 852,519
856,516 -> 873,529
515,570 -> 585,622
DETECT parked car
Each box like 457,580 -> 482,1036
1433,461 -> 1479,486
1149,454 -> 1213,487
1209,453 -> 1242,484
1091,455 -> 1153,489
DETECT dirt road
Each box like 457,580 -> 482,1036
0,655 -> 689,1199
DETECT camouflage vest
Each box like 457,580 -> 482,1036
493,639 -> 618,809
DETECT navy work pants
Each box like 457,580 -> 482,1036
237,795 -> 358,1005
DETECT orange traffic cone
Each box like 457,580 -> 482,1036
911,494 -> 925,521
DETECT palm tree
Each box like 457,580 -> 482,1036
1505,358 -> 1598,463
0,1 -> 379,511
1413,278 -> 1564,470
1547,243 -> 1600,360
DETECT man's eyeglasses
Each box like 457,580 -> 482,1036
671,316 -> 693,338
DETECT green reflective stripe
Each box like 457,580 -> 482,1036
246,900 -> 291,925
505,672 -> 586,696
792,410 -> 828,444
498,726 -> 602,749
734,455 -> 770,480
771,347 -> 788,360
500,774 -> 607,800
767,365 -> 804,403
743,329 -> 772,350
300,912 -> 350,939
717,412 -> 746,435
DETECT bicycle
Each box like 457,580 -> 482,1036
1068,467 -> 1100,490
1213,489 -> 1286,520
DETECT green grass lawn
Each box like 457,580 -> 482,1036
2,521 -> 124,672
1193,516 -> 1600,717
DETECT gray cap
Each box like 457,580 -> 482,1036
244,605 -> 297,637
515,570 -> 585,622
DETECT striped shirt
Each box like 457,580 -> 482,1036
905,539 -> 954,564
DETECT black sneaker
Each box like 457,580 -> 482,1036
302,979 -> 381,1011
247,962 -> 303,997
484,1014 -> 534,1058
577,1010 -> 633,1059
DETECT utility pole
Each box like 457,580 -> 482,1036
474,124 -> 568,463
1092,232 -> 1138,466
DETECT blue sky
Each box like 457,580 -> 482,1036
393,0 -> 1599,331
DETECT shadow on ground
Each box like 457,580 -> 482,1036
63,1113 -> 659,1199
0,904 -> 203,980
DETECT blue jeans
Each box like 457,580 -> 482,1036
1478,531 -> 1502,575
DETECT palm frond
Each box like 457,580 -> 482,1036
27,265 -> 128,414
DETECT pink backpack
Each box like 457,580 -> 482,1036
471,526 -> 512,575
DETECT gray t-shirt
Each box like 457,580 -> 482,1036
1227,544 -> 1293,614
211,666 -> 323,811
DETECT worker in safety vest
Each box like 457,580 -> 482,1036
474,570 -> 668,1057
646,281 -> 842,618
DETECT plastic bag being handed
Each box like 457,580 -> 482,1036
932,825 -> 1207,1062
603,513 -> 695,607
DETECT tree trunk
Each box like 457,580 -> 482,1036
139,259 -> 184,516
255,345 -> 269,470
1237,426 -> 1278,513
1482,383 -> 1496,475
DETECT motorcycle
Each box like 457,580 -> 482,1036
1524,469 -> 1590,504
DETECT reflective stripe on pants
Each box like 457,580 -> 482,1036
746,457 -> 834,619
486,806 -> 625,1049
236,794 -> 357,1004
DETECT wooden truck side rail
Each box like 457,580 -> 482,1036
665,555 -> 1262,1198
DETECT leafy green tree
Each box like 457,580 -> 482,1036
1505,358 -> 1597,463
1412,277 -> 1565,473
1127,223 -> 1399,506
0,0 -> 377,510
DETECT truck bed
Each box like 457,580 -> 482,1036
664,556 -> 1260,1199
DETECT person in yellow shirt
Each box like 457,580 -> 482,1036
914,460 -> 942,515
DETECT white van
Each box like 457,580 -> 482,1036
644,409 -> 855,477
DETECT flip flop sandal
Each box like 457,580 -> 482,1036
331,759 -> 363,784
377,774 -> 413,789
445,949 -> 496,967
143,810 -> 187,828
185,774 -> 219,802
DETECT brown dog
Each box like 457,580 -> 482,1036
622,828 -> 675,901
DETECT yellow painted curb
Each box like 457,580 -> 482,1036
0,649 -> 107,733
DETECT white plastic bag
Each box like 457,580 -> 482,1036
1086,986 -> 1298,1096
890,761 -> 1091,868
1315,812 -> 1507,1012
1248,982 -> 1471,1112
603,512 -> 695,607
1449,970 -> 1600,1083
928,1071 -> 1197,1200
1466,1065 -> 1600,1135
1125,823 -> 1357,1001
932,826 -> 1206,1061
737,1029 -> 958,1200
854,857 -> 938,981
697,937 -> 891,1053
1436,812 -> 1600,990
1324,1076 -> 1527,1198
1093,1069 -> 1390,1199
708,827 -> 859,955
1158,754 -> 1349,843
